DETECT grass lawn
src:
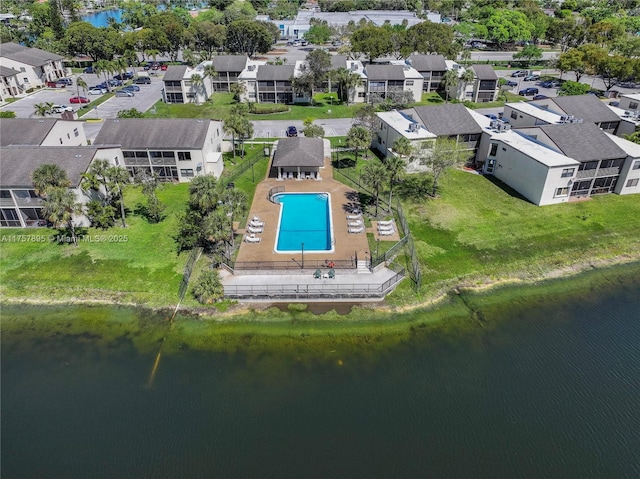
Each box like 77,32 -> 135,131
387,169 -> 640,304
0,183 -> 191,306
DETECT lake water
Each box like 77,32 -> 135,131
81,9 -> 123,28
2,272 -> 640,478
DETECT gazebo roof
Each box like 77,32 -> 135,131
272,137 -> 324,168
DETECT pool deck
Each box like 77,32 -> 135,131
234,156 -> 394,266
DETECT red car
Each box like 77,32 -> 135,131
46,81 -> 65,88
69,96 -> 90,104
160,64 -> 168,71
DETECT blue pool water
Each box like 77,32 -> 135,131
274,193 -> 333,253
81,9 -> 123,28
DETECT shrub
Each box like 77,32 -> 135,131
192,269 -> 224,304
0,111 -> 16,118
248,103 -> 289,114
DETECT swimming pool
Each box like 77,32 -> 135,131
273,192 -> 334,253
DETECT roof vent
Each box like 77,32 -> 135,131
350,63 -> 357,71
248,65 -> 255,71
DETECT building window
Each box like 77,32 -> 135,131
633,160 -> 640,170
555,187 -> 569,197
561,168 -> 575,177
180,169 -> 194,177
358,92 -> 366,97
74,128 -> 79,137
406,80 -> 414,86
114,156 -> 119,166
627,178 -> 639,187
177,152 -> 191,161
510,110 -> 517,120
489,143 -> 498,156
629,101 -> 638,110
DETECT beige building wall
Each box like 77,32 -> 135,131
41,120 -> 87,146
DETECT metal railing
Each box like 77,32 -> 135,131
223,269 -> 405,299
268,186 -> 285,203
178,247 -> 202,301
223,257 -> 356,271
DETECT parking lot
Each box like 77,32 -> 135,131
0,71 -> 164,120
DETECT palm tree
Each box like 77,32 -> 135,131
361,160 -> 389,217
190,73 -> 204,104
188,174 -> 220,214
460,68 -> 476,100
203,63 -> 217,94
229,82 -> 246,102
384,152 -> 407,211
42,187 -> 83,246
346,125 -> 370,162
224,115 -> 253,159
95,60 -> 114,92
76,76 -> 88,97
32,163 -> 70,197
220,187 -> 247,246
443,69 -> 459,103
34,102 -> 53,117
335,67 -> 362,105
81,159 -> 112,203
107,166 -> 131,227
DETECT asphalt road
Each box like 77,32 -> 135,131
252,118 -> 353,138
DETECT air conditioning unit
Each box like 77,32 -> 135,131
350,63 -> 357,71
577,118 -> 584,123
560,115 -> 568,122
408,123 -> 419,132
502,123 -> 511,131
247,65 -> 255,71
490,119 -> 498,129
624,110 -> 632,117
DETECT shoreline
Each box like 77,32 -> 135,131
3,254 -> 640,321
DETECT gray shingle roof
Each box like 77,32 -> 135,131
407,54 -> 447,72
331,55 -> 347,70
256,65 -> 295,81
211,55 -> 248,72
162,65 -> 188,82
0,65 -> 20,77
0,146 -> 102,187
272,137 -> 324,167
411,104 -> 483,136
549,94 -> 620,124
538,123 -> 626,162
93,119 -> 214,149
0,118 -> 57,146
364,65 -> 406,81
470,64 -> 498,80
0,42 -> 63,66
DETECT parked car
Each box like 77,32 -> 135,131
83,66 -> 95,74
88,87 -> 106,95
114,71 -> 134,80
108,79 -> 123,87
609,101 -> 620,107
95,82 -> 108,89
115,89 -> 134,97
160,64 -> 168,71
122,84 -> 140,92
523,74 -> 540,81
46,81 -> 65,88
505,80 -> 518,87
57,78 -> 73,86
69,96 -> 90,104
51,104 -> 73,114
134,76 -> 152,84
519,87 -> 539,96
300,40 -> 308,46
532,94 -> 549,100
540,80 -> 560,88
286,126 -> 298,137
511,70 -> 527,77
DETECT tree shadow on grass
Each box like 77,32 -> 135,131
332,157 -> 357,169
134,203 -> 166,223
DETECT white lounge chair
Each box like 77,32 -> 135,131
378,225 -> 394,232
378,229 -> 394,236
247,226 -> 263,233
378,220 -> 394,226
251,216 -> 261,222
348,220 -> 363,227
249,220 -> 264,227
244,235 -> 261,243
349,226 -> 364,234
347,213 -> 362,220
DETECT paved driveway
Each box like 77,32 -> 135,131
1,71 -> 163,120
252,118 -> 353,139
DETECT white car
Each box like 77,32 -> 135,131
88,88 -> 106,95
51,105 -> 74,114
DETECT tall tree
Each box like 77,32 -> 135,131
33,102 -> 53,117
335,67 -> 362,105
442,69 -> 459,103
302,118 -> 325,138
226,20 -> 272,57
107,166 -> 131,228
188,21 -> 227,60
384,153 -> 406,211
418,137 -> 469,196
305,49 -> 332,97
203,63 -> 218,94
482,10 -> 533,49
64,22 -> 118,61
190,73 -> 205,104
346,125 -> 371,162
351,25 -> 393,62
188,174 -> 220,214
557,47 -> 587,81
76,76 -> 88,97
42,187 -> 83,246
402,22 -> 458,58
32,164 -> 70,197
361,160 -> 389,217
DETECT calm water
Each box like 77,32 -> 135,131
2,279 -> 640,478
276,193 -> 331,252
80,9 -> 123,28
